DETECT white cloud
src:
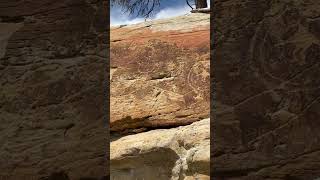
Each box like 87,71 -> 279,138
111,5 -> 191,26
111,0 -> 210,26
111,16 -> 145,26
110,7 -> 145,26
153,5 -> 190,20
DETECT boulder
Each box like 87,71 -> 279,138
110,118 -> 210,180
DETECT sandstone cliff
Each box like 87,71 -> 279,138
0,0 -> 108,179
213,0 -> 320,179
110,13 -> 210,179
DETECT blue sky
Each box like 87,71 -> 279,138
111,0 -> 210,26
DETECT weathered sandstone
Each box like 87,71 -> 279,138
110,13 -> 210,134
110,13 -> 210,179
213,0 -> 320,179
0,0 -> 108,179
110,118 -> 210,180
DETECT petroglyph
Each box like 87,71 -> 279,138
110,14 -> 210,133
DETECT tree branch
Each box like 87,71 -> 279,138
186,0 -> 194,10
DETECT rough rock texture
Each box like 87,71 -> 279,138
110,14 -> 210,134
0,0 -> 108,179
110,118 -> 210,180
110,14 -> 210,179
213,0 -> 320,179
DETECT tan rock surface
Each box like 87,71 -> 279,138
110,118 -> 210,180
110,14 -> 210,134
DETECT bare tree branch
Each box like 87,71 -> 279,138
111,0 -> 208,18
186,0 -> 194,10
111,0 -> 161,18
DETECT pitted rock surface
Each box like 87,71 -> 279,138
110,14 -> 210,134
110,118 -> 210,180
0,0 -> 108,179
212,0 -> 320,179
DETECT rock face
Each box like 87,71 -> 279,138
213,0 -> 320,179
110,14 -> 210,134
110,14 -> 210,179
0,0 -> 108,179
111,118 -> 210,180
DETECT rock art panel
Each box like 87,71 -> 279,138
212,0 -> 320,179
110,14 -> 210,134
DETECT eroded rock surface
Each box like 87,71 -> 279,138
110,14 -> 210,179
213,0 -> 320,179
110,118 -> 210,180
0,0 -> 108,179
110,14 -> 210,134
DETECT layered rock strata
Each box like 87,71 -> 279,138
110,13 -> 210,179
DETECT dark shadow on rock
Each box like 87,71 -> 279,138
39,171 -> 69,180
